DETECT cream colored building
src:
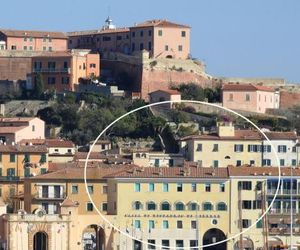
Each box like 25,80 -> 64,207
132,151 -> 184,167
180,122 -> 263,167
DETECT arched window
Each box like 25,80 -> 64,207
33,231 -> 48,250
175,202 -> 185,211
161,201 -> 171,211
203,202 -> 213,211
147,201 -> 156,210
189,202 -> 199,211
133,201 -> 142,210
217,202 -> 227,211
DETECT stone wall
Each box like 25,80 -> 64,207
0,57 -> 32,81
279,91 -> 300,109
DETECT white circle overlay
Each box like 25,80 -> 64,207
84,100 -> 281,249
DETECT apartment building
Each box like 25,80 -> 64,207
132,151 -> 184,167
3,164 -> 300,249
0,144 -> 48,212
180,122 -> 299,168
0,117 -> 45,144
68,18 -> 190,59
229,166 -> 300,250
27,49 -> 100,92
0,29 -> 67,52
222,84 -> 280,114
108,166 -> 230,250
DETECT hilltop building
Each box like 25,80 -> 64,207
222,84 -> 280,114
68,18 -> 190,60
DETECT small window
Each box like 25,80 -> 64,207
217,202 -> 227,211
213,160 -> 219,168
134,201 -> 142,210
161,201 -> 171,211
212,144 -> 219,152
181,31 -> 186,37
147,202 -> 156,210
280,159 -> 285,166
102,185 -> 108,194
177,220 -> 183,229
102,203 -> 108,211
23,46 -> 27,50
238,181 -> 252,190
220,183 -> 225,192
205,183 -> 211,192
242,219 -> 251,228
191,221 -> 197,229
177,183 -> 183,192
246,94 -> 250,101
196,144 -> 202,152
134,183 -> 141,192
10,154 -> 16,163
203,202 -> 213,211
158,30 -> 163,36
175,202 -> 185,211
163,183 -> 169,192
165,45 -> 169,51
148,220 -> 155,230
139,43 -> 144,50
149,183 -> 155,192
32,125 -> 35,132
86,202 -> 93,211
88,185 -> 94,194
162,220 -> 169,229
148,240 -> 155,250
71,185 -> 78,194
191,183 -> 197,192
178,45 -> 183,51
134,220 -> 141,229
140,31 -> 144,37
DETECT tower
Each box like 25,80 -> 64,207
103,16 -> 116,30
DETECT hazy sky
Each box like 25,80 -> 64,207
1,0 -> 299,82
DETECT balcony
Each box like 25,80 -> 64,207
269,208 -> 297,215
0,176 -> 20,181
269,227 -> 300,235
267,189 -> 298,196
33,192 -> 66,200
33,68 -> 71,74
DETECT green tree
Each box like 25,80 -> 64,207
33,74 -> 44,99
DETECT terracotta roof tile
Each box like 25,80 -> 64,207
133,20 -> 190,29
0,29 -> 67,39
0,117 -> 36,122
0,126 -> 26,134
45,139 -> 74,148
149,89 -> 181,95
222,84 -> 274,92
60,197 -> 79,207
181,129 -> 262,141
228,166 -> 300,177
67,28 -> 129,37
0,145 -> 47,153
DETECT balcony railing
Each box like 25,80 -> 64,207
269,227 -> 300,235
33,68 -> 71,73
269,208 -> 297,214
267,189 -> 298,195
34,192 -> 66,200
0,176 -> 20,181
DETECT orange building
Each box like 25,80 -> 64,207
68,18 -> 190,59
0,29 -> 68,52
28,49 -> 100,92
0,144 -> 48,212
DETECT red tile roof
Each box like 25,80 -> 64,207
19,139 -> 45,145
60,198 -> 79,207
264,131 -> 297,140
0,117 -> 37,123
222,84 -> 274,92
133,20 -> 190,29
67,28 -> 130,37
149,89 -> 181,95
228,166 -> 300,177
0,126 -> 26,134
181,129 -> 262,141
45,139 -> 74,148
0,29 -> 67,39
0,145 -> 47,153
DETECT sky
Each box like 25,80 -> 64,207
1,0 -> 300,82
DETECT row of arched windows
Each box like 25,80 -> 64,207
133,201 -> 227,211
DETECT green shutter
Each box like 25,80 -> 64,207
24,168 -> 30,177
40,153 -> 47,163
10,154 -> 16,162
24,153 -> 30,163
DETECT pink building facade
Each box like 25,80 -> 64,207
0,30 -> 68,52
68,18 -> 190,59
0,117 -> 45,144
222,84 -> 280,113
